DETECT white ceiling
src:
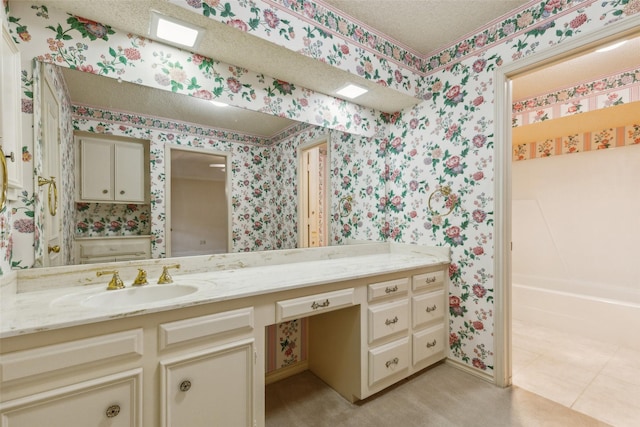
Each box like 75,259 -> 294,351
16,0 -> 640,137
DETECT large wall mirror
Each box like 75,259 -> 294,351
31,63 -> 363,267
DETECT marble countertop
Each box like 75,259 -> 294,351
0,243 -> 449,339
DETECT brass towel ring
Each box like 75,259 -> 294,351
338,195 -> 353,218
38,176 -> 58,216
427,186 -> 456,217
0,146 -> 7,212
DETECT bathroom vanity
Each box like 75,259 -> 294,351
0,242 -> 449,426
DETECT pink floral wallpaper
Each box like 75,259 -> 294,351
3,0 -> 639,376
514,123 -> 640,160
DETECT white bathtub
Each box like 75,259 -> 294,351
512,274 -> 640,351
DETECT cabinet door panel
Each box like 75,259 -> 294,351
0,369 -> 141,427
80,139 -> 113,200
114,143 -> 145,202
161,339 -> 254,427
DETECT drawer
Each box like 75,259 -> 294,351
368,278 -> 409,302
0,369 -> 142,426
276,288 -> 355,322
368,299 -> 409,343
412,270 -> 445,292
368,337 -> 409,386
413,324 -> 445,366
412,289 -> 445,328
76,237 -> 151,258
159,307 -> 254,350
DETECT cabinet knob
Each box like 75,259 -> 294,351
120,190 -> 125,195
105,404 -> 121,418
179,380 -> 192,392
102,189 -> 108,194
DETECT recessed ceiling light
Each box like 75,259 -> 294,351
149,11 -> 204,49
210,100 -> 228,107
595,40 -> 627,53
336,84 -> 368,99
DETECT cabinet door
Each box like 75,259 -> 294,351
0,23 -> 23,197
160,339 -> 254,427
114,143 -> 145,202
80,138 -> 113,200
0,369 -> 142,427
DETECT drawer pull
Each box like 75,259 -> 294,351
311,299 -> 330,310
106,404 -> 121,418
385,285 -> 398,294
425,304 -> 437,313
424,276 -> 437,285
426,339 -> 437,348
385,357 -> 399,368
385,316 -> 399,326
179,380 -> 192,392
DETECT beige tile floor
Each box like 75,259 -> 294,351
512,319 -> 640,427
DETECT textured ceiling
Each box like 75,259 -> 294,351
321,0 -> 531,55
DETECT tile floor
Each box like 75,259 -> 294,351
512,319 -> 640,427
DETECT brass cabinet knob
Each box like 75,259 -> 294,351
179,380 -> 191,392
48,245 -> 60,254
106,404 -> 120,418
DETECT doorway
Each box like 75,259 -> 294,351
166,147 -> 230,257
494,16 -> 640,389
299,139 -> 329,248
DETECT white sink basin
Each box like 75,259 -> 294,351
81,284 -> 199,308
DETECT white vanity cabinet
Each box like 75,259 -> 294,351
0,330 -> 144,426
157,308 -> 256,427
77,135 -> 148,203
411,270 -> 447,368
0,369 -> 142,426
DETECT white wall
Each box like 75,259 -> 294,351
512,145 -> 640,301
171,178 -> 227,256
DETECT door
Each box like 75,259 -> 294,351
300,141 -> 328,248
40,71 -> 62,267
167,147 -> 229,257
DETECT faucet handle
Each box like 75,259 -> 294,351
132,268 -> 148,286
158,264 -> 180,284
96,270 -> 125,290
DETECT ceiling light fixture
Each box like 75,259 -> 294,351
336,84 -> 368,99
149,11 -> 204,49
595,40 -> 627,52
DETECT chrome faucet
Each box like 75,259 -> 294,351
158,264 -> 180,284
96,270 -> 125,290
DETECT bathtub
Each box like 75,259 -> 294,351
512,274 -> 640,351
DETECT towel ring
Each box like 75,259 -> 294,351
0,146 -> 7,212
338,195 -> 353,218
38,176 -> 58,216
427,186 -> 456,217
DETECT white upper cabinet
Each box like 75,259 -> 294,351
77,135 -> 148,203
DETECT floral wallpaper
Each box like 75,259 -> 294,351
3,0 -> 639,376
75,203 -> 151,237
514,123 -> 640,160
513,68 -> 640,126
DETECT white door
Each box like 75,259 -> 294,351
40,72 -> 63,267
300,142 -> 327,248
